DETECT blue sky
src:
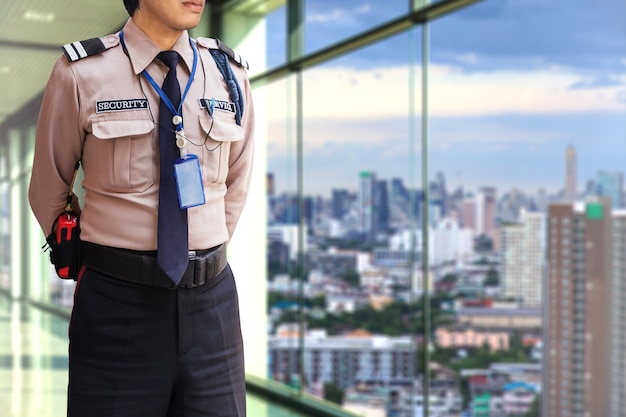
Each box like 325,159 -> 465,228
264,0 -> 626,198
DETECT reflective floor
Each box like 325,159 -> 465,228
0,295 -> 311,417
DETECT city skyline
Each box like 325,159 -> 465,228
264,0 -> 626,197
267,147 -> 626,203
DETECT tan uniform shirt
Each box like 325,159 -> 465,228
29,19 -> 255,251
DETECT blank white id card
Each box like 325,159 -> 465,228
173,154 -> 206,209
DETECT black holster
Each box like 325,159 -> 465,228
45,213 -> 82,280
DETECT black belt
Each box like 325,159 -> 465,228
81,241 -> 228,289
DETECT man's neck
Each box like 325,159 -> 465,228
132,15 -> 183,51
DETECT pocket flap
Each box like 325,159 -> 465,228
199,115 -> 244,142
92,119 -> 154,139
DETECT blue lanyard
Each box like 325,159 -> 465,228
119,30 -> 198,131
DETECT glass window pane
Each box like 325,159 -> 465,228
304,0 -> 410,54
265,74 -> 301,387
431,0 -> 625,414
266,5 -> 288,70
268,30 -> 424,412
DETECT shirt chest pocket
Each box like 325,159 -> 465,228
197,114 -> 244,187
87,118 -> 156,193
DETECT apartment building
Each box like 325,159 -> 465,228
543,199 -> 618,416
499,209 -> 546,307
269,328 -> 416,390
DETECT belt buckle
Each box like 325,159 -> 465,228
177,245 -> 223,289
178,255 -> 205,289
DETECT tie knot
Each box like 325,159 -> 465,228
157,50 -> 179,70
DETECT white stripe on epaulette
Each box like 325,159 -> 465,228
73,42 -> 88,59
62,43 -> 79,61
62,35 -> 118,62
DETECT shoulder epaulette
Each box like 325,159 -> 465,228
216,39 -> 249,70
195,37 -> 246,126
62,35 -> 118,62
196,37 -> 249,70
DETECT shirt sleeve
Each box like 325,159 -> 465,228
223,70 -> 255,240
28,56 -> 84,236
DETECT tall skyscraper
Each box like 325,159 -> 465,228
461,198 -> 476,230
390,178 -> 410,225
331,188 -> 351,220
462,187 -> 496,240
430,171 -> 448,217
595,170 -> 624,209
479,187 -> 497,239
358,171 -> 376,236
611,209 -> 626,415
543,199 -> 615,417
565,145 -> 577,200
375,179 -> 390,233
500,209 -> 545,307
267,172 -> 275,196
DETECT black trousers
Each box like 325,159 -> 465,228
67,265 -> 245,417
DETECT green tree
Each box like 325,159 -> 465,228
309,294 -> 326,309
524,394 -> 541,417
341,270 -> 360,287
484,268 -> 499,286
440,273 -> 458,283
323,383 -> 344,405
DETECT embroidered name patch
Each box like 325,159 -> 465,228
199,98 -> 236,114
96,99 -> 149,113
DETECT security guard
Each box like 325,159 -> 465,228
28,0 -> 254,416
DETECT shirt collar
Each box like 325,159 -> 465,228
121,18 -> 196,76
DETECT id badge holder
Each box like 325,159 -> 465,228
173,154 -> 206,209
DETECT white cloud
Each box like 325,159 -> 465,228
455,53 -> 480,65
307,9 -> 345,23
262,64 -> 625,123
259,64 -> 625,159
306,3 -> 371,23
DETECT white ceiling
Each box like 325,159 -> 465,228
0,1 -> 129,126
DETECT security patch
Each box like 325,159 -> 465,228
199,98 -> 236,115
96,99 -> 149,113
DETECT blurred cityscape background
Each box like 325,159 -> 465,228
1,0 -> 625,416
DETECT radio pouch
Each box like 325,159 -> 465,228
45,213 -> 81,280
43,161 -> 82,280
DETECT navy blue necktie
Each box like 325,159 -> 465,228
156,51 -> 188,285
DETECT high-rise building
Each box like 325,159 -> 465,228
358,171 -> 376,237
430,171 -> 448,217
462,187 -> 496,241
390,178 -> 411,226
499,209 -> 545,307
478,187 -> 497,239
375,179 -> 390,233
543,199 -> 615,417
331,188 -> 351,220
267,172 -> 275,196
611,209 -> 626,415
565,145 -> 577,200
461,198 -> 476,230
357,175 -> 393,237
595,170 -> 624,209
